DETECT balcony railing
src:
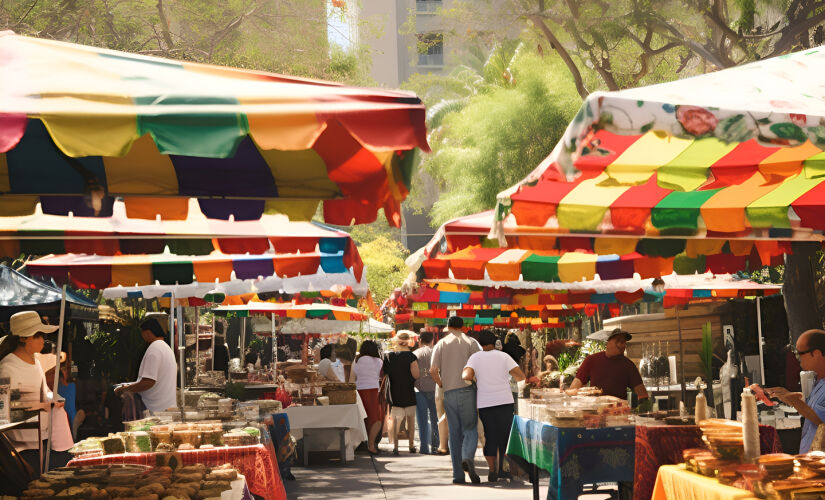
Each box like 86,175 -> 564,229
417,52 -> 444,66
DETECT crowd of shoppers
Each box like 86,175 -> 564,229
353,316 -> 527,485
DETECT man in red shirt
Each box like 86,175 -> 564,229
568,328 -> 649,405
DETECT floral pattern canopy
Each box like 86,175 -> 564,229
492,47 -> 825,243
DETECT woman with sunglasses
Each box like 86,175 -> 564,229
0,311 -> 74,476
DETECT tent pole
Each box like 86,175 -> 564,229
194,306 -> 200,383
211,315 -> 216,371
271,314 -> 278,385
677,305 -> 686,404
44,285 -> 68,473
241,317 -> 247,368
757,297 -> 766,385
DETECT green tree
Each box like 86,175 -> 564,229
357,236 -> 409,304
406,47 -> 581,226
0,0 -> 374,84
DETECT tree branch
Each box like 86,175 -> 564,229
769,8 -> 825,56
528,14 -> 588,98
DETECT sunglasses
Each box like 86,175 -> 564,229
795,348 -> 816,361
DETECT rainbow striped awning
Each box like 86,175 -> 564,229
213,301 -> 367,321
0,33 -> 428,226
493,46 -> 825,241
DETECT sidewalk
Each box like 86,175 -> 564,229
284,443 -> 545,500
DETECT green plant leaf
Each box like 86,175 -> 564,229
770,122 -> 807,142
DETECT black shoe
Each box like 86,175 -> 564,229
392,449 -> 400,456
452,479 -> 466,484
488,471 -> 498,482
498,471 -> 511,481
462,459 -> 480,484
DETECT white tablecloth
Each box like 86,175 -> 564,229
284,398 -> 367,460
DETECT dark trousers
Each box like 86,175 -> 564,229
20,442 -> 73,477
478,403 -> 515,473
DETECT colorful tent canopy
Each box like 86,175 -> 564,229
27,248 -> 366,294
492,46 -> 825,241
0,198 -> 365,258
0,33 -> 429,226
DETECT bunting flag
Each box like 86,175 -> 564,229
492,45 -> 825,242
0,33 -> 428,227
212,301 -> 367,321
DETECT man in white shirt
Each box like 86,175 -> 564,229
430,316 -> 481,484
114,313 -> 177,412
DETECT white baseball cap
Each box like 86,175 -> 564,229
10,311 -> 59,338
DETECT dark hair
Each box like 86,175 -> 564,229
419,331 -> 434,345
140,318 -> 166,339
447,316 -> 463,328
0,334 -> 21,363
504,331 -> 520,345
320,344 -> 333,360
803,329 -> 825,356
478,329 -> 496,346
357,340 -> 380,359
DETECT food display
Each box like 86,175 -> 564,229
18,463 -> 247,500
70,421 -> 262,458
528,389 -> 631,428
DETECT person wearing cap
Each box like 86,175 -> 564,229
114,313 -> 177,412
568,328 -> 649,405
430,315 -> 482,484
0,311 -> 74,475
462,329 -> 526,482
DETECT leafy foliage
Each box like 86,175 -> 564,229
357,235 -> 410,304
85,302 -> 148,382
0,0 -> 374,84
407,48 -> 580,226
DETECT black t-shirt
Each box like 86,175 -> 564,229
383,351 -> 417,408
503,343 -> 526,364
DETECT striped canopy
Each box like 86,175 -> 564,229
0,198 -> 363,258
493,46 -> 825,242
0,33 -> 428,226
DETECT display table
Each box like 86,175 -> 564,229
652,464 -> 758,500
285,402 -> 367,462
506,416 -> 635,500
67,444 -> 286,500
634,424 -> 782,500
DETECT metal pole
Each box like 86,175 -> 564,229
756,297 -> 766,386
241,317 -> 247,367
211,315 -> 216,371
194,306 -> 200,383
272,314 -> 278,384
677,306 -> 687,404
44,285 -> 68,473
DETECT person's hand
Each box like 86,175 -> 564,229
765,387 -> 803,405
54,401 -> 65,409
114,385 -> 126,397
564,388 -> 579,396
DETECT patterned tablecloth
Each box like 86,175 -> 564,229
634,425 -> 782,500
67,444 -> 286,500
507,416 -> 635,500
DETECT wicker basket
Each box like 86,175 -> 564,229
322,383 -> 357,405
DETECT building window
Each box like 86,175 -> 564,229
417,32 -> 443,66
416,0 -> 441,13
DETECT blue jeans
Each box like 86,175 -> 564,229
415,391 -> 439,454
443,385 -> 478,482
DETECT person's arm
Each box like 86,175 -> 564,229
566,377 -> 583,394
430,344 -> 443,387
633,383 -> 649,401
462,366 -> 475,382
509,366 -> 526,382
410,359 -> 420,380
115,378 -> 156,396
766,387 -> 823,426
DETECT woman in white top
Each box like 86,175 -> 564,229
350,340 -> 384,454
463,330 -> 526,482
316,344 -> 344,382
0,311 -> 74,476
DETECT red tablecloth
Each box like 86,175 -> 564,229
67,444 -> 286,500
634,425 -> 782,500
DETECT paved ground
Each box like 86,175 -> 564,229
284,442 -> 545,500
